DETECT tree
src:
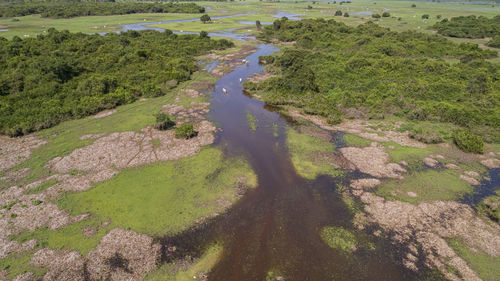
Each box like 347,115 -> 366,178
411,3 -> 416,7
334,10 -> 342,16
343,12 -> 349,17
200,14 -> 211,24
256,20 -> 262,30
200,31 -> 209,38
382,12 -> 390,17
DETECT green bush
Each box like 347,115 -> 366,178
452,129 -> 484,154
372,13 -> 381,19
382,12 -> 390,17
432,15 -> 500,38
422,14 -> 429,19
343,12 -> 349,17
334,10 -> 342,16
175,123 -> 196,139
0,29 -> 233,136
154,113 -> 176,131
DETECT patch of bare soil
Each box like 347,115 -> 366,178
340,143 -> 406,179
31,248 -> 85,281
46,103 -> 215,185
86,228 -> 161,281
287,108 -> 426,148
297,125 -> 332,142
481,158 -> 500,168
1,100 -> 216,279
352,187 -> 500,281
22,229 -> 161,281
0,135 -> 46,172
91,109 -> 116,119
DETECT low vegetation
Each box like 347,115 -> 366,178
452,129 -> 484,154
0,2 -> 205,18
432,15 -> 500,39
248,18 -> 500,146
479,190 -> 500,222
175,123 -> 196,139
320,226 -> 357,253
154,112 -> 176,131
0,29 -> 233,136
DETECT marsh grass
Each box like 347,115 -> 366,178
376,169 -> 472,203
55,148 -> 256,237
246,111 -> 257,131
286,128 -> 340,180
0,250 -> 46,280
447,238 -> 500,281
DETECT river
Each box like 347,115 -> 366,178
158,44 -> 438,281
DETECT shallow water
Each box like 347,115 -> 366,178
272,11 -> 304,21
97,14 -> 256,41
158,44 -> 440,281
460,167 -> 500,206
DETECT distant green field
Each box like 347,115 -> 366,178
1,0 -> 499,41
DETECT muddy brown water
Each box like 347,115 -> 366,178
159,44 -> 442,281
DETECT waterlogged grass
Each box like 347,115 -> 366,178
286,128 -> 340,180
343,134 -> 372,147
0,250 -> 46,280
246,111 -> 257,131
2,72 -> 216,189
57,148 -> 257,236
145,243 -> 223,281
320,226 -> 357,254
448,238 -> 500,281
383,142 -> 434,164
376,169 -> 472,203
0,13 -> 216,39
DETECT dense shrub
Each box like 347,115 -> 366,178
334,10 -> 342,16
372,13 -> 381,19
343,12 -> 349,18
0,29 -> 233,136
452,129 -> 484,153
421,14 -> 429,19
0,2 -> 205,18
175,123 -> 196,139
255,18 -> 500,141
154,113 -> 176,131
382,12 -> 390,17
487,35 -> 500,48
432,15 -> 500,38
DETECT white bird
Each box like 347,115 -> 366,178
222,88 -> 227,95
239,78 -> 242,83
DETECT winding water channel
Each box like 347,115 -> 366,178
158,44 -> 439,281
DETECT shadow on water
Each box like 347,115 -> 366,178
158,44 -> 441,280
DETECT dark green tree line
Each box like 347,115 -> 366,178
0,28 -> 233,136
